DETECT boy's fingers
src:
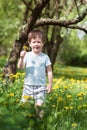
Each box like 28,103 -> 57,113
46,87 -> 51,93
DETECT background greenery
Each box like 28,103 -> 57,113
0,1 -> 87,129
0,0 -> 87,67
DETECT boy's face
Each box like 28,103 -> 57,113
30,36 -> 43,54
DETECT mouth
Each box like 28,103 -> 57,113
34,46 -> 40,50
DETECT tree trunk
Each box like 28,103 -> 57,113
2,0 -> 50,78
47,27 -> 63,68
2,39 -> 26,77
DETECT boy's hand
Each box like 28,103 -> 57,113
20,50 -> 27,58
46,84 -> 52,93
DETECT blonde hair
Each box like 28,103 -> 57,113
28,30 -> 44,43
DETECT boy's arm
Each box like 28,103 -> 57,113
18,50 -> 27,69
46,65 -> 53,93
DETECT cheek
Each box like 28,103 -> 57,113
41,44 -> 44,47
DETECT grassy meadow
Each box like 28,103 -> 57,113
0,56 -> 87,130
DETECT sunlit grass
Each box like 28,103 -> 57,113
0,58 -> 87,130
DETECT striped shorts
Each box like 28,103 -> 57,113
21,85 -> 47,104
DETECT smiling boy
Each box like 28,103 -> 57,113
18,30 -> 53,106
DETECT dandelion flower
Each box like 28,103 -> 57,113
52,105 -> 56,108
83,104 -> 87,108
66,95 -> 72,99
9,93 -> 14,97
15,99 -> 20,103
77,92 -> 84,97
23,95 -> 31,100
64,106 -> 69,110
78,97 -> 83,100
64,86 -> 68,90
53,85 -> 60,90
23,46 -> 29,51
58,97 -> 63,102
60,90 -> 64,93
70,106 -> 73,110
71,122 -> 78,127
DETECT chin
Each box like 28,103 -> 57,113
34,49 -> 41,53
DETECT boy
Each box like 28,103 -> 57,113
18,30 -> 53,107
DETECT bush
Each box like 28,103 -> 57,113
68,54 -> 87,67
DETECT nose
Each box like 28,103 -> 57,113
35,42 -> 40,45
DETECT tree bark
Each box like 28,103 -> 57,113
47,27 -> 63,68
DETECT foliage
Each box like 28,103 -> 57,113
0,57 -> 87,129
0,0 -> 25,50
58,29 -> 87,67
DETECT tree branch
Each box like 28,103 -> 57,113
34,9 -> 87,33
19,0 -> 50,39
74,0 -> 80,16
27,0 -> 50,31
66,25 -> 87,33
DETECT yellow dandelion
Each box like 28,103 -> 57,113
9,73 -> 14,79
70,106 -> 73,110
78,105 -> 82,109
23,95 -> 31,100
23,46 -> 29,51
63,86 -> 68,90
77,80 -> 80,83
71,122 -> 78,127
52,105 -> 56,108
64,106 -> 69,110
60,90 -> 64,93
78,97 -> 83,100
77,92 -> 84,97
58,97 -> 63,102
9,93 -> 14,97
53,78 -> 58,82
70,78 -> 76,82
22,80 -> 24,83
83,104 -> 87,108
2,80 -> 6,83
53,85 -> 60,90
14,74 -> 19,78
15,99 -> 20,103
66,95 -> 72,99
54,93 -> 58,97
11,74 -> 17,78
21,72 -> 25,76
16,72 -> 21,77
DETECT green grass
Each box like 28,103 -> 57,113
0,57 -> 87,130
54,64 -> 87,79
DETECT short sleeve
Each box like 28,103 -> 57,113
45,55 -> 51,66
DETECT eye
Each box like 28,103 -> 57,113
37,41 -> 41,43
32,41 -> 36,43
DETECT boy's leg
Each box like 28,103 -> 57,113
34,85 -> 47,118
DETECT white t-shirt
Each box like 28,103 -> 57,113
23,51 -> 51,86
